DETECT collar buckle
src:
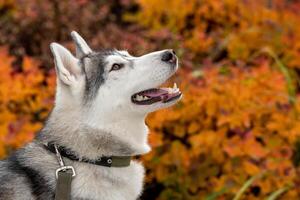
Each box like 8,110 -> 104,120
53,144 -> 76,179
55,166 -> 76,179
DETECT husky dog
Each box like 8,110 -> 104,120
0,31 -> 181,200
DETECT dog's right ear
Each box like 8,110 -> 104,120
50,43 -> 82,86
71,31 -> 92,59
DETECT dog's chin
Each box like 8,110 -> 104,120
131,94 -> 182,114
150,94 -> 182,110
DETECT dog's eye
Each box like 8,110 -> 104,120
110,63 -> 124,72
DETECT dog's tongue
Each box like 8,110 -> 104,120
143,89 -> 168,97
142,88 -> 180,102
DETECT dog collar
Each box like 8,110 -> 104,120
44,142 -> 132,168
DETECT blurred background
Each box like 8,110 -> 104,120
1,0 -> 300,199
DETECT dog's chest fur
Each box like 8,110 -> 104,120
71,161 -> 144,199
0,113 -> 149,200
0,139 -> 145,200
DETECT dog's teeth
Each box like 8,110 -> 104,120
136,95 -> 143,101
134,95 -> 149,101
173,83 -> 178,89
169,87 -> 179,94
143,96 -> 149,100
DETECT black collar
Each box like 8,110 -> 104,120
44,142 -> 132,168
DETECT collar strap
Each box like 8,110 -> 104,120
44,142 -> 132,167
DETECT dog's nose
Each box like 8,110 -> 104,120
161,50 -> 177,63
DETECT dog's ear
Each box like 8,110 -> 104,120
71,31 -> 92,59
50,43 -> 82,86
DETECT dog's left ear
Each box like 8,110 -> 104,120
50,43 -> 82,86
71,31 -> 92,59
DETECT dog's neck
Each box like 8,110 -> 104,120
37,108 -> 151,159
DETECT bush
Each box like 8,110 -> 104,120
0,47 -> 54,157
129,0 -> 300,68
0,0 -> 179,67
144,64 -> 300,199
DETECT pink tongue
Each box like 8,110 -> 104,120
143,89 -> 168,97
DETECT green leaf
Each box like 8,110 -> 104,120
233,173 -> 264,200
266,186 -> 291,200
205,187 -> 228,200
262,47 -> 296,105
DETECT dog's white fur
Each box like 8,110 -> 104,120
0,31 -> 180,200
49,32 -> 180,199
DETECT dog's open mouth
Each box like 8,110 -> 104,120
131,83 -> 182,105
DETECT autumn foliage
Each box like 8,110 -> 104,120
0,47 -> 54,157
1,0 -> 300,199
146,65 -> 300,199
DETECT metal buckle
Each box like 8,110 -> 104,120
53,143 -> 76,179
55,166 -> 76,179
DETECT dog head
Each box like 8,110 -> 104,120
50,31 -> 182,125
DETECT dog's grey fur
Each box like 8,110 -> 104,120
82,51 -> 113,102
0,31 -> 180,200
0,120 -> 137,200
